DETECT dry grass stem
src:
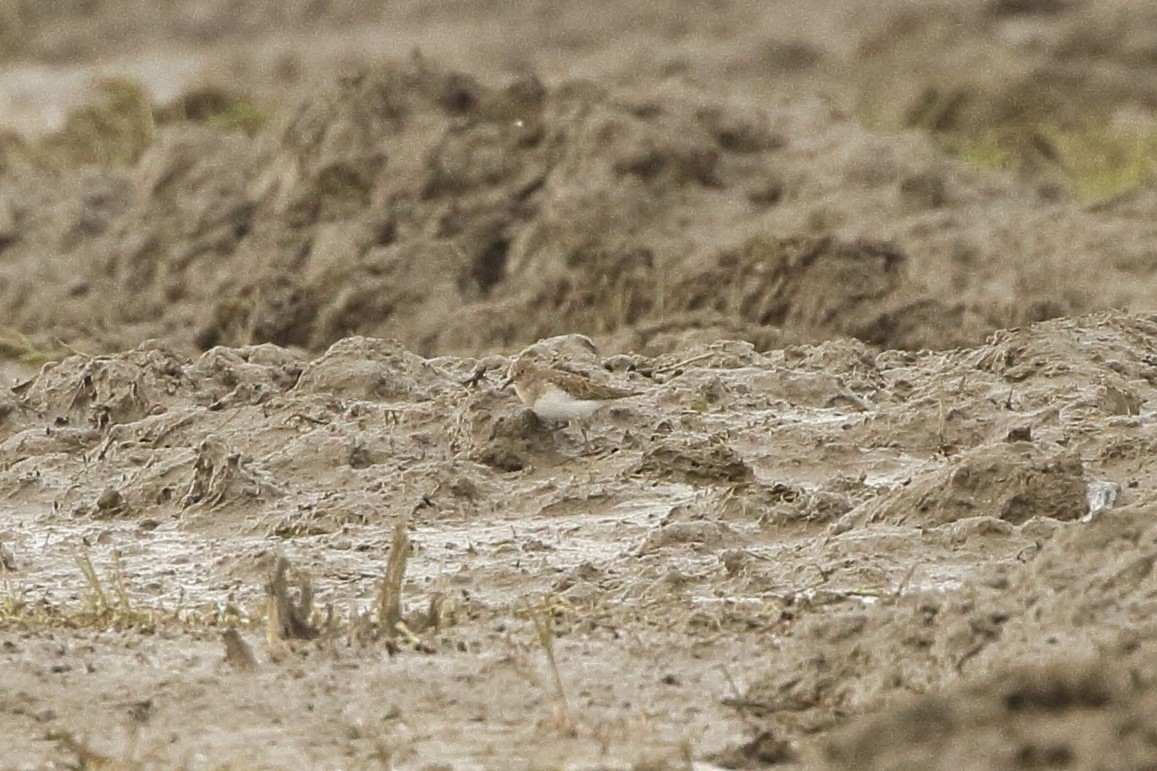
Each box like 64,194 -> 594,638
376,520 -> 411,634
531,601 -> 575,733
266,556 -> 320,641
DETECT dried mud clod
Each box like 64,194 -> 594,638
16,345 -> 189,430
719,481 -> 857,528
637,518 -> 737,555
47,731 -> 118,770
200,276 -> 321,350
92,486 -> 128,518
741,501 -> 1157,760
291,336 -> 450,401
454,387 -> 556,471
971,312 -> 1157,385
183,438 -> 283,510
0,539 -> 16,572
856,443 -> 1088,527
631,435 -> 754,484
36,77 -> 157,168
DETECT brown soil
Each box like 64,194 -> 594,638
3,2 -> 1157,769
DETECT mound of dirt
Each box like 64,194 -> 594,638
823,655 -> 1157,771
5,56 -> 1157,361
738,500 -> 1157,757
853,442 -> 1089,527
723,311 -> 1157,755
820,501 -> 1157,770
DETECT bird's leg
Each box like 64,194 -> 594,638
550,419 -> 587,453
578,423 -> 591,454
537,415 -> 568,442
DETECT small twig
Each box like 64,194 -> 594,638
652,351 -> 717,375
48,730 -> 116,767
419,591 -> 445,633
718,664 -> 761,731
834,387 -> 875,412
531,606 -> 568,707
394,620 -> 422,647
461,366 -> 489,388
53,338 -> 95,360
893,562 -> 920,601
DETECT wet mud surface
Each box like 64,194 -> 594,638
3,1 -> 1157,769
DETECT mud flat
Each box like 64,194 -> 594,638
0,312 -> 1153,767
3,1 -> 1157,768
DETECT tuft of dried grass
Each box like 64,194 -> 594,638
265,556 -> 320,642
47,729 -> 131,770
222,627 -> 259,671
376,520 -> 411,634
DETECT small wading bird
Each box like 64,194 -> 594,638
500,357 -> 638,447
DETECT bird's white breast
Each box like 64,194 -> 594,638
530,384 -> 603,421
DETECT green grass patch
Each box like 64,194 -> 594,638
948,133 -> 1018,174
0,329 -> 72,367
937,124 -> 1157,202
27,79 -> 269,169
855,93 -> 1157,203
155,85 -> 270,136
1053,126 -> 1157,201
207,97 -> 269,136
